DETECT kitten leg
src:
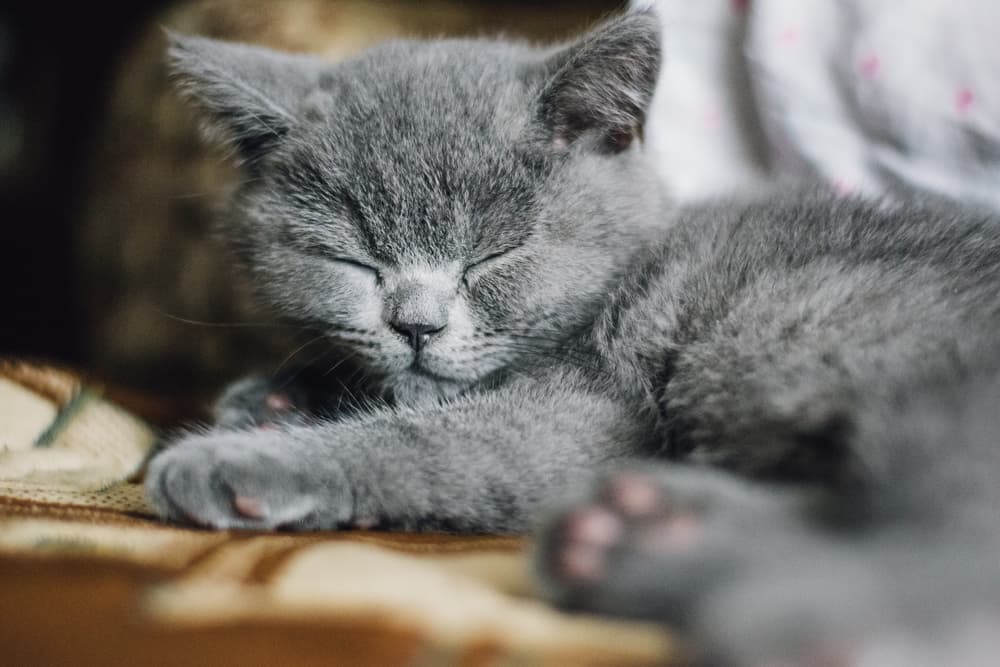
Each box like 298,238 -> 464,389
692,558 -> 1000,667
146,369 -> 654,532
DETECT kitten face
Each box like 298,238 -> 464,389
168,13 -> 664,399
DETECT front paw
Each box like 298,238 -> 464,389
145,430 -> 352,530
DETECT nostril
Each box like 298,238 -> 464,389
390,321 -> 446,351
406,323 -> 445,337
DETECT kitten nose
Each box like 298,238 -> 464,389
390,321 -> 446,352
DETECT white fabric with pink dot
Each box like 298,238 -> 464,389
637,0 -> 1000,210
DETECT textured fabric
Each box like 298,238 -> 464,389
0,360 -> 156,505
639,0 -> 1000,210
637,0 -> 769,199
0,360 -> 676,666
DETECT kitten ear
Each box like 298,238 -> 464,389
166,32 -> 321,166
539,10 -> 661,152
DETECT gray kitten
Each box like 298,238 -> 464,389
147,11 -> 1000,664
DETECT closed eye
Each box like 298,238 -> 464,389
462,248 -> 515,286
294,239 -> 381,279
331,257 -> 382,283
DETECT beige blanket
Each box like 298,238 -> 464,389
0,360 -> 677,666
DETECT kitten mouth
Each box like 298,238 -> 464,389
408,359 -> 445,380
407,357 -> 465,384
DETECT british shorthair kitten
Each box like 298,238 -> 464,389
148,10 -> 1000,664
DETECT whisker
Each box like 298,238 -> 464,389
272,332 -> 332,376
154,308 -> 318,333
323,348 -> 364,378
275,347 -> 335,391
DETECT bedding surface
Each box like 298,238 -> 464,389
0,359 -> 675,667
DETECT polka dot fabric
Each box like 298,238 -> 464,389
638,0 -> 1000,210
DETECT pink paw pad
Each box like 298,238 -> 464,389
265,392 -> 293,411
565,506 -> 623,547
559,543 -> 607,581
604,473 -> 662,516
233,494 -> 264,519
555,507 -> 623,582
636,512 -> 703,553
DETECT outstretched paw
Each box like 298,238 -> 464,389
145,430 -> 352,530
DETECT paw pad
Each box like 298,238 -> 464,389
547,472 -> 709,590
265,392 -> 293,411
233,494 -> 265,519
603,472 -> 663,516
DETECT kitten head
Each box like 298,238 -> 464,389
168,10 -> 665,402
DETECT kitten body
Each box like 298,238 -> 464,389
148,11 -> 1000,663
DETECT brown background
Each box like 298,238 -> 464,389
1,0 -> 622,400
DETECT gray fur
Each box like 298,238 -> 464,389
148,11 -> 1000,662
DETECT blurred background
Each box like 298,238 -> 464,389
0,0 -> 623,402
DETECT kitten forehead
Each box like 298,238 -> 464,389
331,38 -> 540,118
285,39 -> 549,265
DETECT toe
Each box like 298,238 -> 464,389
565,506 -> 624,547
551,506 -> 622,583
603,472 -> 664,517
559,542 -> 607,582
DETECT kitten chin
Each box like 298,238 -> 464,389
389,370 -> 470,408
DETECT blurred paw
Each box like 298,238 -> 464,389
537,466 -> 1000,666
536,465 -> 805,623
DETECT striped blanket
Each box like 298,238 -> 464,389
0,360 -> 674,666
